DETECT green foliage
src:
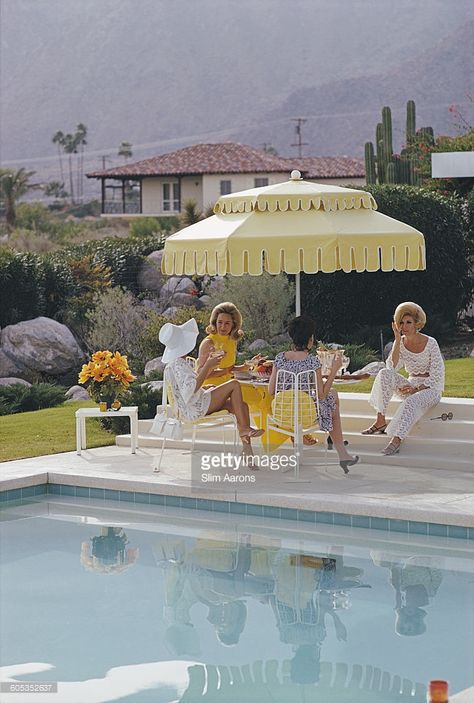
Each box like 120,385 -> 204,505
0,249 -> 46,326
340,343 -> 379,372
130,217 -> 163,238
85,287 -> 150,371
179,200 -> 203,227
0,383 -> 66,415
206,272 -> 295,341
301,185 -> 472,340
139,306 -> 210,362
99,381 -> 162,434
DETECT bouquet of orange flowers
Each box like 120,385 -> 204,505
78,350 -> 135,403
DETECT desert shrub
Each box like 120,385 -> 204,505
0,383 -> 66,415
206,272 -> 295,341
0,249 -> 46,326
139,306 -> 210,362
301,186 -> 472,340
85,287 -> 151,372
340,343 -> 379,371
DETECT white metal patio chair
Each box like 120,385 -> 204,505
152,365 -> 238,472
266,368 -> 327,478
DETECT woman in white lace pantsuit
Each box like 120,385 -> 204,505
362,302 -> 444,455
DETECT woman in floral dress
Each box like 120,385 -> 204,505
268,316 -> 358,473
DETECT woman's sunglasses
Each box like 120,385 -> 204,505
430,412 -> 453,421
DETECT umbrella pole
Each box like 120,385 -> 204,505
295,273 -> 301,316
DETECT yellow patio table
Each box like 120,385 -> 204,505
238,379 -> 289,450
162,170 -> 426,315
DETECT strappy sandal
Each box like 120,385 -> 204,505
381,440 -> 401,456
291,435 -> 318,446
240,427 -> 264,443
361,423 -> 387,435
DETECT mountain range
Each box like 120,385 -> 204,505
1,0 -> 473,194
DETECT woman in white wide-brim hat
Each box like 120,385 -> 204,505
159,318 -> 263,450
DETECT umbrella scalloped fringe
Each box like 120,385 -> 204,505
214,193 -> 377,215
162,243 -> 426,277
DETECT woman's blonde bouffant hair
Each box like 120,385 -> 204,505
206,302 -> 244,341
393,301 -> 427,331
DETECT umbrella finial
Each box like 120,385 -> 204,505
290,169 -> 302,180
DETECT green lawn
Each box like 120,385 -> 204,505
0,401 -> 115,463
0,359 -> 472,463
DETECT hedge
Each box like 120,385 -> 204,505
300,185 -> 473,344
0,234 -> 164,327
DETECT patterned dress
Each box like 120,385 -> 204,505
274,352 -> 337,431
166,357 -> 212,422
369,336 -> 444,439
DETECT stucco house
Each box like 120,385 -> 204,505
86,142 -> 365,216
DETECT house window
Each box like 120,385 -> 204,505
254,177 -> 269,188
220,180 -> 232,195
162,182 -> 180,211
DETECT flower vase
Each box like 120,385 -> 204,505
99,392 -> 115,411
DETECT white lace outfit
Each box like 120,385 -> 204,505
369,336 -> 444,439
166,357 -> 212,422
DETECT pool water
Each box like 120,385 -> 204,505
1,496 -> 473,702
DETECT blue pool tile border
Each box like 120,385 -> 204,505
1,483 -> 473,541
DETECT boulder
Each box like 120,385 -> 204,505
0,317 -> 84,377
162,307 -> 181,319
270,333 -> 290,345
198,294 -> 212,307
144,356 -> 165,377
208,275 -> 225,292
160,276 -> 198,297
470,346 -> 474,358
0,377 -> 31,387
248,339 -> 268,352
0,349 -> 24,379
137,250 -> 166,292
65,384 -> 90,401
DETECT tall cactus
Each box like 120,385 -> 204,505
406,100 -> 416,144
382,106 -> 393,160
364,142 -> 376,184
365,100 -> 433,185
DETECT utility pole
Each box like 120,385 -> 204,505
291,117 -> 308,157
100,155 -> 112,170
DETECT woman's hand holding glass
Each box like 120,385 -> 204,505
205,350 -> 226,370
330,352 -> 343,374
392,321 -> 402,342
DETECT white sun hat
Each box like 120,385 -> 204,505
159,318 -> 199,364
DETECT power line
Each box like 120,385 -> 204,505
291,117 -> 308,157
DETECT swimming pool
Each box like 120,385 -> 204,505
1,495 -> 473,702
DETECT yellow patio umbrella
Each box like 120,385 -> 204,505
162,171 -> 426,315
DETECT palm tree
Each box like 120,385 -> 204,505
75,123 -> 87,201
0,168 -> 35,230
52,130 -> 65,184
51,123 -> 88,204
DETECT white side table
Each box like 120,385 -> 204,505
75,406 -> 139,455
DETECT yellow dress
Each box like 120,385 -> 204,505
203,333 -> 236,386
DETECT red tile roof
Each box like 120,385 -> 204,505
86,142 -> 365,180
87,143 -> 290,178
291,156 -> 365,179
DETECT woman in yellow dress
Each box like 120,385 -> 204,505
197,302 -> 261,385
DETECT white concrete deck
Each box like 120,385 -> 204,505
2,440 -> 473,528
2,393 -> 473,528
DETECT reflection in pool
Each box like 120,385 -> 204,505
0,497 -> 472,702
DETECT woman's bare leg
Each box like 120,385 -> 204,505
206,380 -> 253,435
328,394 -> 356,462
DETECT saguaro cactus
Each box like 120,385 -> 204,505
364,100 -> 433,185
364,142 -> 376,184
